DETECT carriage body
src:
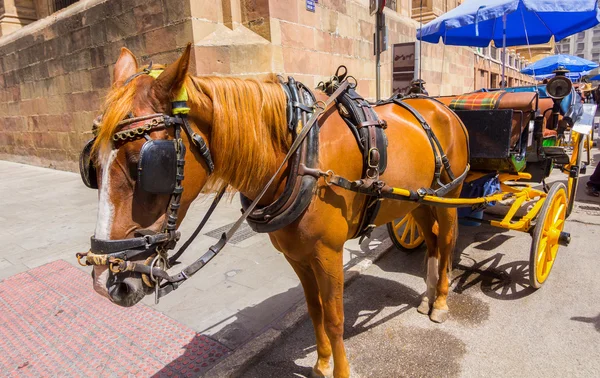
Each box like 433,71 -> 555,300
389,77 -> 588,288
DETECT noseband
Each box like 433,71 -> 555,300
77,67 -> 216,301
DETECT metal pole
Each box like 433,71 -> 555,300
376,12 -> 381,101
502,14 -> 507,88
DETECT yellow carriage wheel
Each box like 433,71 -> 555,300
387,213 -> 425,251
529,182 -> 567,289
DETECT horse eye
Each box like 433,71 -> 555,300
127,152 -> 140,180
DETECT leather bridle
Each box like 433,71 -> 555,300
77,67 -> 350,303
77,67 -> 217,301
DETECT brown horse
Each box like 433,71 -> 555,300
87,45 -> 468,377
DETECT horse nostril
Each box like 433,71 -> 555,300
108,282 -> 132,303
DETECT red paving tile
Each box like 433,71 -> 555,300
0,260 -> 230,377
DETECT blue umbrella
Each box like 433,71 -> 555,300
416,0 -> 600,88
521,55 -> 599,76
590,74 -> 600,81
417,0 -> 600,47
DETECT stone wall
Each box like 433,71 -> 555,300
0,0 -> 485,171
0,0 -> 193,170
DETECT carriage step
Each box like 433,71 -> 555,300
559,232 -> 571,246
543,146 -> 570,165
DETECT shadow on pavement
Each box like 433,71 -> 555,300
571,313 -> 600,333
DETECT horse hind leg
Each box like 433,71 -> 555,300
411,206 -> 439,316
429,207 -> 459,324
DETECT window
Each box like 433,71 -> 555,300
577,42 -> 585,53
386,0 -> 397,11
577,32 -> 586,41
578,53 -> 585,58
490,46 -> 498,60
509,55 -> 514,67
49,0 -> 79,13
593,52 -> 600,62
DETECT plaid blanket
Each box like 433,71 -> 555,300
449,91 -> 505,111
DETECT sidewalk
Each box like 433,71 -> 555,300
0,160 -> 391,357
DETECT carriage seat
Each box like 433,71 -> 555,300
438,91 -> 538,147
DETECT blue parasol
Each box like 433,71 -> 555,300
417,0 -> 600,47
417,0 -> 600,88
589,74 -> 600,81
521,55 -> 599,76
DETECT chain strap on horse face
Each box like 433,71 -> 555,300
77,67 -> 216,302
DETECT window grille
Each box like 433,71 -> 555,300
49,0 -> 79,13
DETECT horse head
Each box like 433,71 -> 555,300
80,45 -> 213,306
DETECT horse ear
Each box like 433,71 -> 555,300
113,47 -> 139,85
153,43 -> 192,99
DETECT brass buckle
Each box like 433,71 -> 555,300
367,147 -> 379,169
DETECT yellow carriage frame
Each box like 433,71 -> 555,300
388,130 -> 589,289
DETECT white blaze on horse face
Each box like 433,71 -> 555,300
92,149 -> 117,299
95,149 -> 118,239
426,256 -> 439,302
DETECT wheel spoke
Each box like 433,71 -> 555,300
401,221 -> 410,242
537,239 -> 548,266
409,220 -> 416,244
394,216 -> 408,231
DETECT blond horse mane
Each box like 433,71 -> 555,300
91,71 -> 289,194
186,75 -> 289,194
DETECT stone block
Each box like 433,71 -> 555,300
144,26 -> 178,55
270,0 -> 298,23
105,11 -> 137,43
359,20 -> 374,41
315,30 -> 332,53
90,66 -> 111,90
298,0 -> 319,26
320,7 -> 338,34
230,44 -> 274,74
337,13 -> 361,40
192,19 -> 219,42
90,22 -> 107,46
323,0 -> 346,13
280,22 -> 314,50
162,0 -> 191,23
282,46 -> 319,75
193,45 -> 231,75
45,96 -> 67,115
69,27 -> 92,54
133,4 -> 165,34
63,50 -> 91,73
331,36 -> 353,56
190,0 -> 221,21
123,35 -> 147,57
69,71 -> 93,93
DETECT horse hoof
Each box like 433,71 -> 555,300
429,308 -> 449,323
417,297 -> 432,315
311,366 -> 333,378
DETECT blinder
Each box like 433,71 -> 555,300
137,139 -> 179,194
79,138 -> 98,189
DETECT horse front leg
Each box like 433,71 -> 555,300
311,244 -> 349,378
285,257 -> 333,377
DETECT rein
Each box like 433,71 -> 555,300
77,71 -> 349,303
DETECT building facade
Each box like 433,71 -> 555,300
0,0 -> 533,171
557,25 -> 600,76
